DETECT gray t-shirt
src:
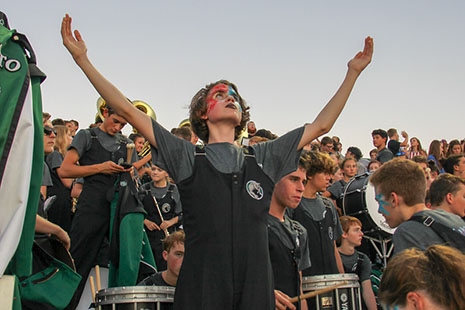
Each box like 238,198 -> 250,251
148,182 -> 183,215
327,180 -> 347,201
46,150 -> 63,170
150,119 -> 304,184
288,196 -> 343,240
70,127 -> 132,158
42,161 -> 53,186
339,250 -> 372,282
375,147 -> 393,164
393,208 -> 465,254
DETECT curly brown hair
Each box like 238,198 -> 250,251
189,80 -> 250,143
300,150 -> 336,177
379,245 -> 465,310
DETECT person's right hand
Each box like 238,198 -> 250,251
61,14 -> 88,62
144,219 -> 161,231
99,161 -> 127,174
274,290 -> 296,310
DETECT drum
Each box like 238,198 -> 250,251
343,172 -> 396,238
302,274 -> 361,310
95,286 -> 175,310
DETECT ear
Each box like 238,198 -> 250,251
445,192 -> 454,205
390,192 -> 399,207
342,232 -> 348,239
406,291 -> 424,310
162,250 -> 169,262
454,164 -> 460,172
102,109 -> 109,118
200,113 -> 208,120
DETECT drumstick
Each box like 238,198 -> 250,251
126,143 -> 135,165
95,265 -> 101,291
289,281 -> 348,303
152,196 -> 170,237
89,276 -> 96,302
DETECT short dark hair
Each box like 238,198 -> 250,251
52,118 -> 65,126
254,129 -> 277,140
321,136 -> 334,146
442,155 -> 465,174
429,173 -> 465,207
347,146 -> 362,161
128,133 -> 143,142
372,129 -> 388,141
171,127 -> 192,142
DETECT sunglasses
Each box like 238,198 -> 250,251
44,126 -> 57,136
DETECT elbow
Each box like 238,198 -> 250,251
57,166 -> 69,178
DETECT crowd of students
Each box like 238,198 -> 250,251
19,12 -> 465,310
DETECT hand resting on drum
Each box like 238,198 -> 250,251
274,290 -> 296,310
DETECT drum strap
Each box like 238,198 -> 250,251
409,215 -> 465,251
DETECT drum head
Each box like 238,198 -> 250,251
343,173 -> 396,237
364,181 -> 396,235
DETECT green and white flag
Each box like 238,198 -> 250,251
0,13 -> 45,278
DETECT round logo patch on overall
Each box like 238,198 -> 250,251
161,203 -> 172,213
246,180 -> 264,200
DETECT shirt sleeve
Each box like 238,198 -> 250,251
69,129 -> 91,158
252,126 -> 304,183
299,228 -> 312,271
46,151 -> 63,170
151,119 -> 195,183
172,185 -> 183,214
359,252 -> 372,282
42,162 -> 53,186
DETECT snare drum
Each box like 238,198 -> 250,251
95,286 -> 175,310
343,173 -> 396,238
302,274 -> 361,310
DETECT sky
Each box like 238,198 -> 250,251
3,1 -> 464,156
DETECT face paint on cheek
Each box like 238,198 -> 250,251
376,193 -> 391,216
207,100 -> 217,114
228,86 -> 242,112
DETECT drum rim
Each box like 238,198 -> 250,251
302,273 -> 360,281
96,285 -> 175,295
95,286 -> 175,305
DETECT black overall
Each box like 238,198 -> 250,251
142,183 -> 177,271
268,217 -> 303,310
293,200 -> 339,276
46,152 -> 73,233
69,128 -> 127,302
174,147 -> 275,310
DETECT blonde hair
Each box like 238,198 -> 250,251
53,125 -> 70,157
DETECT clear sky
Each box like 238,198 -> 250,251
3,1 -> 464,156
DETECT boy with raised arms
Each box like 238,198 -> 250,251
61,14 -> 373,310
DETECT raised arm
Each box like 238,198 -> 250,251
298,37 -> 373,149
61,14 -> 156,147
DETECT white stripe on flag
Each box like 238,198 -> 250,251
0,83 -> 34,276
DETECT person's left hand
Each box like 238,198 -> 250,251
347,36 -> 373,74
